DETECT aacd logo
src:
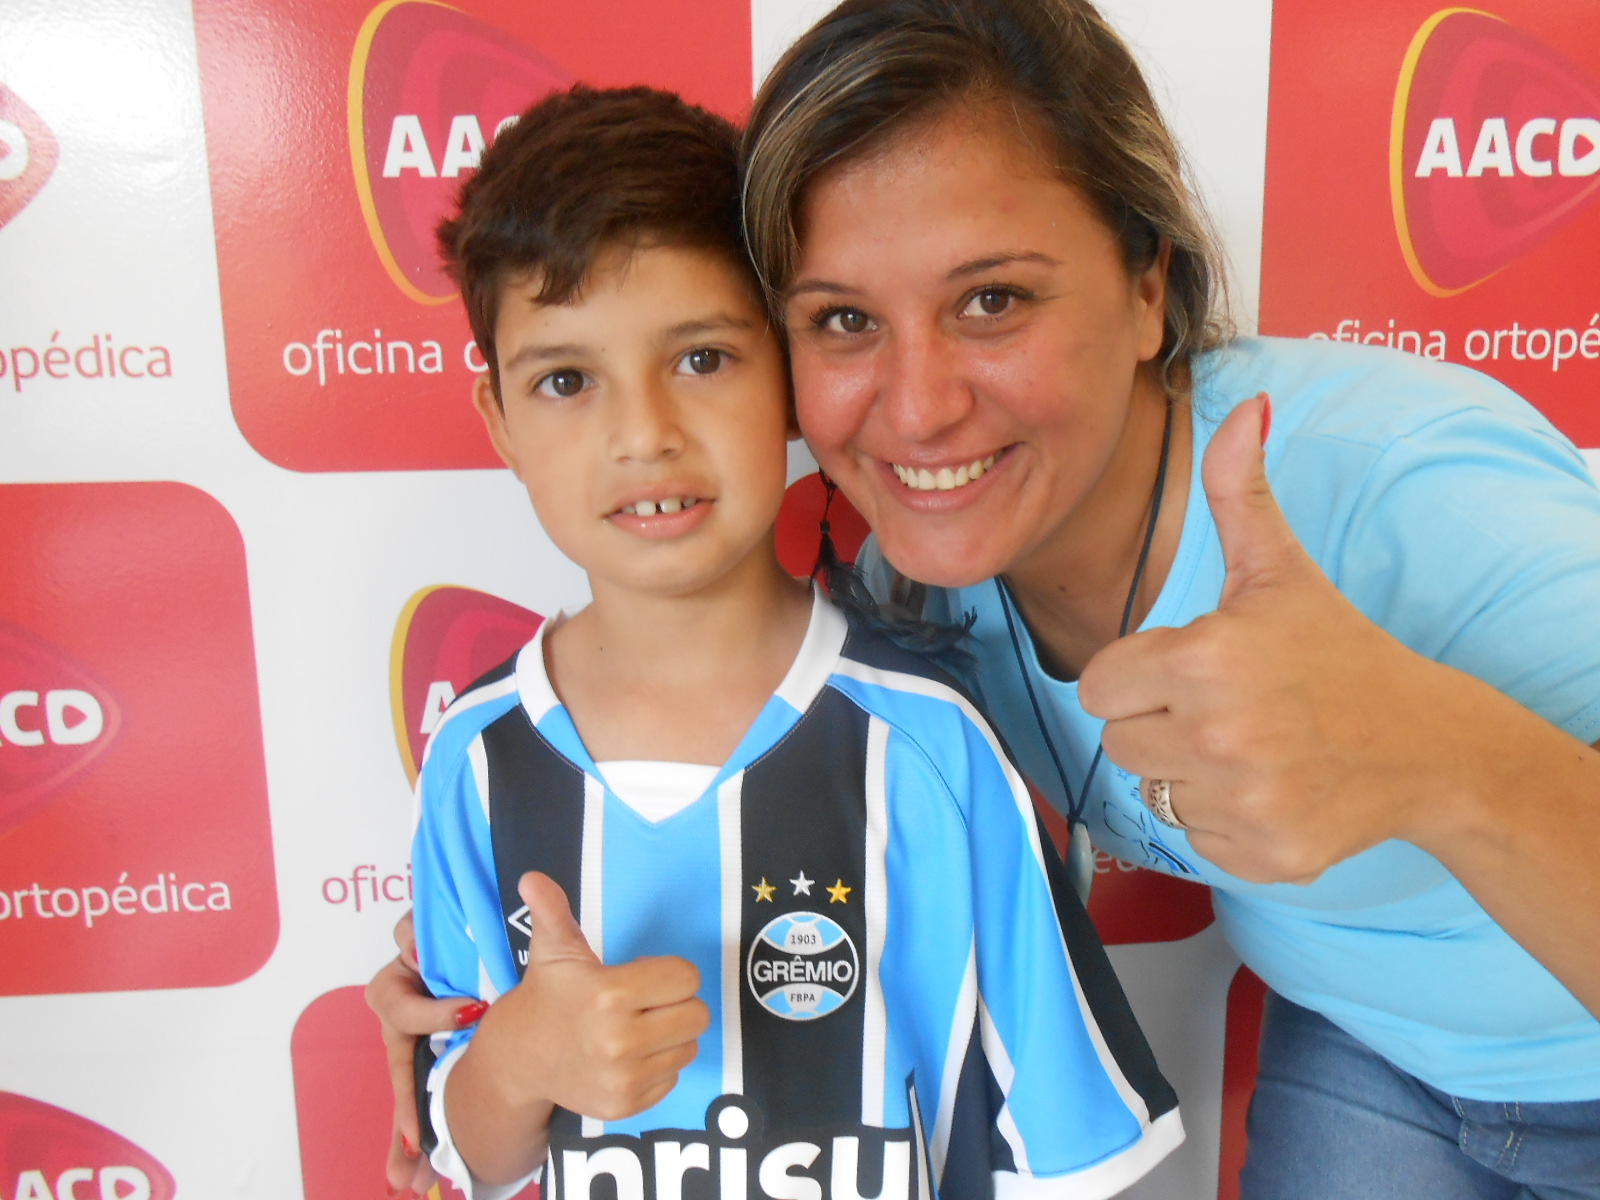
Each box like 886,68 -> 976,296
390,585 -> 544,783
0,84 -> 58,231
0,623 -> 119,839
350,0 -> 573,304
1393,9 -> 1600,294
0,1091 -> 176,1200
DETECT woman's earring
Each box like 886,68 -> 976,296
812,471 -> 841,586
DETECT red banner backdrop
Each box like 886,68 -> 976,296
192,0 -> 753,472
0,1091 -> 178,1200
1262,0 -> 1600,447
0,483 -> 276,995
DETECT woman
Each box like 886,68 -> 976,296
376,0 -> 1600,1194
737,0 -> 1600,1196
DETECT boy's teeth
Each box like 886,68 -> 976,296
624,497 -> 697,516
893,455 -> 996,492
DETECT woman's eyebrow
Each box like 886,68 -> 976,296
784,278 -> 857,301
948,251 -> 1061,278
786,252 -> 1062,300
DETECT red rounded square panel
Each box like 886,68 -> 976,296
1261,0 -> 1600,447
0,1091 -> 177,1200
0,483 -> 277,994
292,987 -> 539,1200
192,0 -> 754,472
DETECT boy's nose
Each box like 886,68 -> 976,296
610,379 -> 686,462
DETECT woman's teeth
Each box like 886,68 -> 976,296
621,496 -> 699,516
892,455 -> 997,492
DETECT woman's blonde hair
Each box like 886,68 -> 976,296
741,0 -> 1231,392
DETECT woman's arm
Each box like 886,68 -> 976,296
1081,396 -> 1600,1016
366,913 -> 486,1195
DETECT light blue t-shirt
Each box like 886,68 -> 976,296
871,335 -> 1600,1102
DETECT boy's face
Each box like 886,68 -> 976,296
476,243 -> 794,602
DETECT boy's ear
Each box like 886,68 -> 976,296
472,373 -> 520,475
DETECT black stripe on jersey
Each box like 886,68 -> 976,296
838,623 -> 981,709
739,687 -> 871,1130
485,704 -> 589,1141
458,652 -> 519,699
1032,811 -> 1180,1124
939,1019 -> 1015,1199
414,1038 -> 440,1155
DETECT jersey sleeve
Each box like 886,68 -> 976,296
881,696 -> 1183,1199
411,722 -> 537,1200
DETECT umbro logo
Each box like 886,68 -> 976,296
506,903 -> 532,940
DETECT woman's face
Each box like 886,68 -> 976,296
784,108 -> 1169,589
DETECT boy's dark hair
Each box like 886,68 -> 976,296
438,85 -> 750,398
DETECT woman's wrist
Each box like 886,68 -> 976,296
1391,660 -> 1570,863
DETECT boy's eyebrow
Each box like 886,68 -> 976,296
498,313 -> 760,372
502,342 -> 592,371
660,313 -> 760,340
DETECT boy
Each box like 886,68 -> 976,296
411,84 -> 1182,1200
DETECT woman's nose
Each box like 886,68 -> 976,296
878,326 -> 974,441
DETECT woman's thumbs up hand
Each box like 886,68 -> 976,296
1080,394 -> 1450,884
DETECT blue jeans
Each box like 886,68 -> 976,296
1240,992 -> 1600,1200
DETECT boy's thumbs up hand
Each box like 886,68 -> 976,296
1079,394 -> 1447,884
473,872 -> 710,1124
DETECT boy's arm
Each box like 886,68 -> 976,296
440,872 -> 711,1185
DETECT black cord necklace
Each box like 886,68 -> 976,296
994,399 -> 1175,829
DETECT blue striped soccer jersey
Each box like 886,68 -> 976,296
412,591 -> 1183,1200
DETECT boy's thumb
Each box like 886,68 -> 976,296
1201,393 -> 1298,607
518,871 -> 600,967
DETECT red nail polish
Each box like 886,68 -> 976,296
454,1000 -> 490,1027
402,1136 -> 419,1158
1259,395 -> 1273,446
